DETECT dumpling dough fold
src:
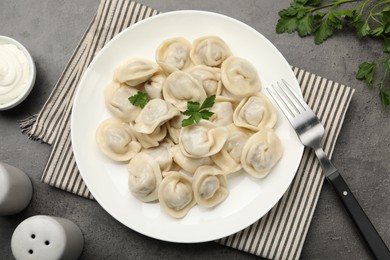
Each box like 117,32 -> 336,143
134,98 -> 180,134
128,152 -> 162,202
241,128 -> 283,178
104,82 -> 141,122
144,71 -> 166,99
162,71 -> 207,111
166,114 -> 185,144
188,65 -> 221,96
233,93 -> 277,131
211,124 -> 252,173
142,141 -> 174,172
221,56 -> 260,98
114,58 -> 159,86
96,118 -> 141,161
171,145 -> 212,174
209,96 -> 237,126
130,123 -> 167,149
190,36 -> 232,67
179,120 -> 228,158
192,165 -> 229,208
158,171 -> 196,218
155,37 -> 192,74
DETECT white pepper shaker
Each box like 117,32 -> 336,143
0,162 -> 33,216
11,215 -> 84,260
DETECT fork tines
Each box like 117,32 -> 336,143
267,79 -> 308,119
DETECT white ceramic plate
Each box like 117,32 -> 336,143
71,10 -> 304,243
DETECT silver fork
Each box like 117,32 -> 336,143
267,79 -> 390,260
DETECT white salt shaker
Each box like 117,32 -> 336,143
0,162 -> 33,216
11,215 -> 84,260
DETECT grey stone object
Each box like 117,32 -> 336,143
0,0 -> 389,259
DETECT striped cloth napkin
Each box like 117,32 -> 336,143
20,0 -> 355,259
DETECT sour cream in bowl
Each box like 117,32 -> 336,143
0,36 -> 36,111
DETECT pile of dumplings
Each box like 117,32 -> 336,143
96,35 -> 283,219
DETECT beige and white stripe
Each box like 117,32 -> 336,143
19,1 -> 354,259
218,67 -> 354,259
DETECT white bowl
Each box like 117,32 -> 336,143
0,36 -> 36,111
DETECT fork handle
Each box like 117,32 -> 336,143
328,171 -> 390,260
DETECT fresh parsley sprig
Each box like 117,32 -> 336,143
276,0 -> 358,44
276,0 -> 390,106
128,91 -> 149,108
181,95 -> 216,127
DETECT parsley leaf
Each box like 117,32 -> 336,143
276,16 -> 299,33
380,89 -> 390,107
384,56 -> 390,70
128,91 -> 149,108
187,101 -> 200,112
381,9 -> 390,24
181,118 -> 194,127
332,9 -> 354,19
276,0 -> 390,107
181,95 -> 216,127
371,26 -> 385,37
297,15 -> 315,37
354,21 -> 370,38
200,95 -> 216,109
384,36 -> 390,53
315,16 -> 335,44
356,62 -> 377,87
314,11 -> 345,44
200,110 -> 214,120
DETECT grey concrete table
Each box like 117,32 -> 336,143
1,0 -> 389,259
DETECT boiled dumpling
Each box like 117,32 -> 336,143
130,123 -> 167,149
114,58 -> 159,86
163,161 -> 182,175
219,81 -> 245,102
171,145 -> 212,174
192,165 -> 229,207
96,118 -> 141,161
188,65 -> 221,96
233,93 -> 277,131
209,96 -> 237,126
155,37 -> 192,74
161,170 -> 178,178
128,152 -> 162,202
162,71 -> 207,111
99,35 -> 286,217
166,113 -> 185,144
211,124 -> 252,173
179,120 -> 228,158
190,36 -> 232,67
158,171 -> 196,218
221,56 -> 260,98
142,141 -> 174,172
144,71 -> 166,99
104,81 -> 142,122
133,98 -> 180,134
241,128 -> 283,178
219,85 -> 242,102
